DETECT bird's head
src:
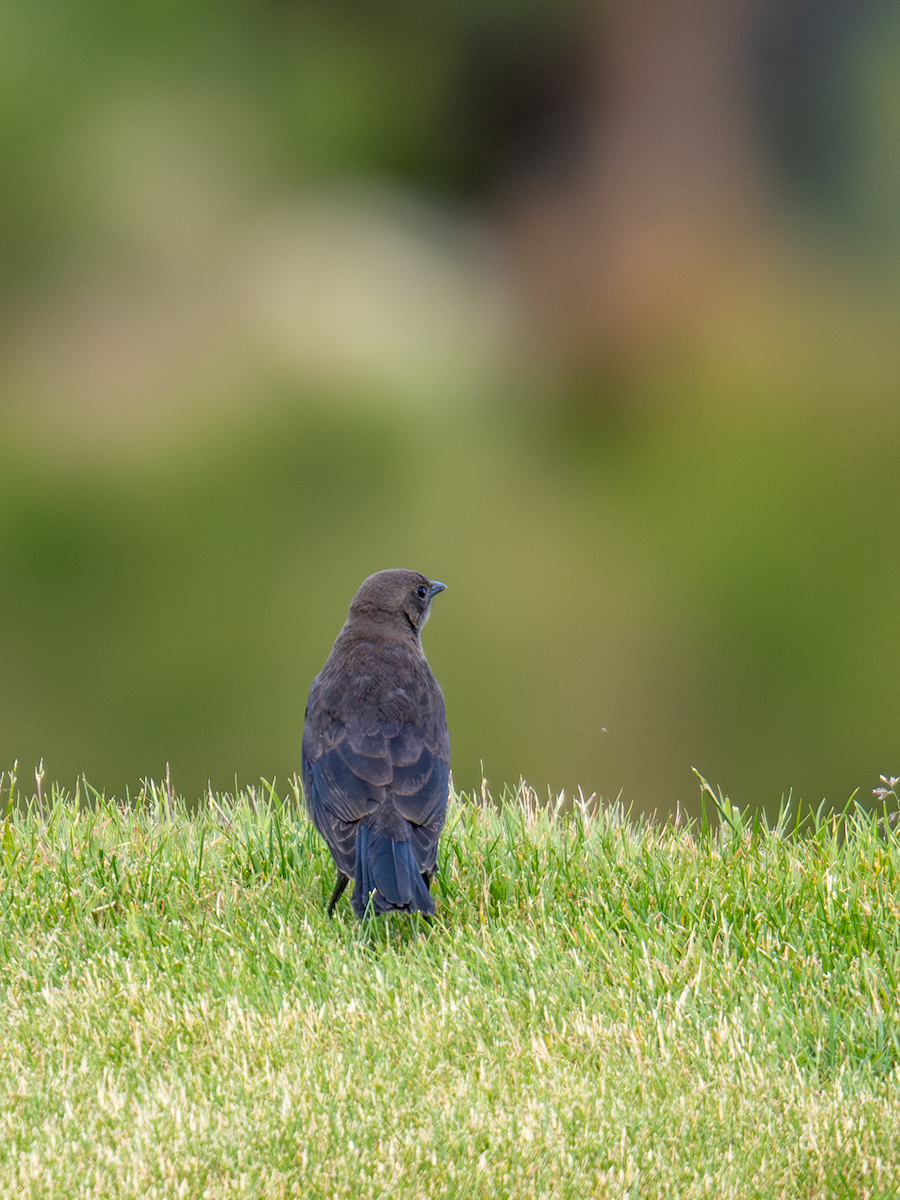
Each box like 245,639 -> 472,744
349,569 -> 447,636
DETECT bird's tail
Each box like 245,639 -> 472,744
352,823 -> 436,918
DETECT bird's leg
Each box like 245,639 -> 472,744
327,872 -> 350,917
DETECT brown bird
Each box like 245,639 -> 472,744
302,569 -> 450,919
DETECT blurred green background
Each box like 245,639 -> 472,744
2,0 -> 900,815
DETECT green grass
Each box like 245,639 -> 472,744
1,770 -> 900,1198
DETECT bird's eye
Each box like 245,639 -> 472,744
416,585 -> 428,600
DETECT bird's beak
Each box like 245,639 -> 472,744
429,581 -> 447,597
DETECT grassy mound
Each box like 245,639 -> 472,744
1,772 -> 899,1197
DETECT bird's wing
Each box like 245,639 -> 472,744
382,720 -> 449,873
302,689 -> 382,874
303,691 -> 449,875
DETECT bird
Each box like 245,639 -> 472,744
302,569 -> 450,919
